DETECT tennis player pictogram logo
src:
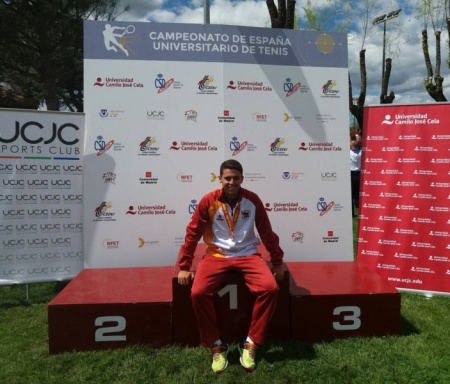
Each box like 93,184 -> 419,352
102,24 -> 135,56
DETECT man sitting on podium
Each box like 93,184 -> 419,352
177,159 -> 284,373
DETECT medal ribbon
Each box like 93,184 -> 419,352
220,202 -> 240,240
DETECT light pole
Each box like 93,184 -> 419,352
372,9 -> 402,86
204,0 -> 210,24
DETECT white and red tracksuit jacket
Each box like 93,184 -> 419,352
179,187 -> 284,271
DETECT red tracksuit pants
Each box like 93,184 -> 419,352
190,254 -> 279,347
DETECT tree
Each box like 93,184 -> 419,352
0,83 -> 39,109
0,0 -> 128,111
266,0 -> 296,29
265,0 -> 383,135
348,0 -> 405,133
417,0 -> 448,101
349,50 -> 367,132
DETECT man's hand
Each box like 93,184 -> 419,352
178,270 -> 194,285
272,264 -> 284,282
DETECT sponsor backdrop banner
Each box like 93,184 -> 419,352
357,103 -> 450,295
0,108 -> 84,284
83,21 -> 353,268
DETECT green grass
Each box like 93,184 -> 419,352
1,217 -> 450,383
1,285 -> 450,384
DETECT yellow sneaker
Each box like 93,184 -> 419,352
238,341 -> 257,371
210,343 -> 229,374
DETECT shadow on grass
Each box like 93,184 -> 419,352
400,314 -> 419,337
0,280 -> 70,309
261,339 -> 317,363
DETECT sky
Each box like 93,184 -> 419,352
114,0 -> 450,107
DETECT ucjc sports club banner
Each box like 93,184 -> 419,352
83,21 -> 353,268
358,103 -> 450,296
0,109 -> 84,284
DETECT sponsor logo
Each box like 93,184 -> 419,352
0,121 -> 79,145
185,110 -> 198,122
95,135 -> 124,155
63,194 -> 83,203
252,113 -> 268,122
170,140 -> 218,152
3,239 -> 26,249
138,237 -> 159,248
15,164 -> 38,174
2,179 -> 25,189
197,75 -> 218,94
177,173 -> 193,183
51,179 -> 72,189
315,113 -> 337,123
317,197 -> 335,216
283,112 -> 301,123
102,23 -> 136,57
321,172 -> 337,181
155,74 -> 173,92
367,135 -> 389,141
188,199 -> 198,215
27,179 -> 49,189
39,194 -> 61,204
127,204 -> 176,215
298,141 -> 341,151
102,171 -> 116,184
154,73 -> 183,93
139,171 -> 158,185
292,231 -> 304,243
139,136 -> 160,156
99,109 -> 125,119
63,165 -> 83,175
27,238 -> 49,248
51,208 -> 71,219
321,80 -> 340,97
269,202 -> 307,212
94,202 -> 116,221
95,135 -> 114,155
218,110 -> 235,123
269,138 -> 288,156
0,194 -> 13,204
40,223 -> 61,233
323,230 -> 339,243
0,224 -> 14,235
102,238 -> 120,249
227,80 -> 273,92
243,172 -> 266,182
382,113 -> 440,126
229,136 -> 256,156
283,78 -> 301,96
3,209 -> 25,219
62,223 -> 83,233
0,164 -> 14,174
94,76 -> 143,88
147,110 -> 165,120
282,171 -> 304,181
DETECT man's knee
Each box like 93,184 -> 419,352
258,279 -> 279,296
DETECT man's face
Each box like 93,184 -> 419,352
219,168 -> 243,201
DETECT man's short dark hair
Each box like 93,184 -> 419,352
220,159 -> 243,176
